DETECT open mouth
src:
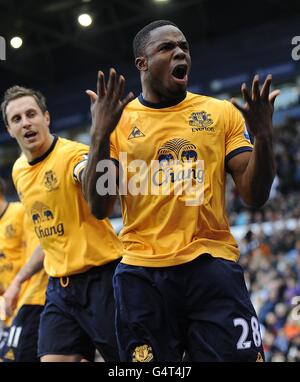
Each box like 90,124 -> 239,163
172,65 -> 188,81
24,131 -> 37,139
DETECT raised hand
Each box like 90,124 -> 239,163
231,74 -> 280,138
86,68 -> 135,138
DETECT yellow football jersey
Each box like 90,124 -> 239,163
0,202 -> 26,290
13,136 -> 122,277
15,213 -> 48,310
110,92 -> 253,267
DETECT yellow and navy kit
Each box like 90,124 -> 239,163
0,202 -> 26,291
110,91 -> 253,267
13,136 -> 122,277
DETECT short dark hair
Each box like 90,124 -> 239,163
0,177 -> 6,197
133,20 -> 178,58
1,85 -> 47,126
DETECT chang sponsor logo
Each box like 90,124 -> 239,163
34,223 -> 64,238
152,166 -> 204,187
95,139 -> 205,206
31,201 -> 64,239
152,138 -> 204,193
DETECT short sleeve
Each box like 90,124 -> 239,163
70,144 -> 89,183
72,153 -> 88,183
12,156 -> 24,198
224,100 -> 253,163
12,164 -> 18,189
110,130 -> 119,163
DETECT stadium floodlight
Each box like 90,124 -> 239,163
78,13 -> 93,27
10,36 -> 23,49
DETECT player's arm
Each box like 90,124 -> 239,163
3,244 -> 44,316
82,68 -> 134,219
228,74 -> 280,208
81,136 -> 118,219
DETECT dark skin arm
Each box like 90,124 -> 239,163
228,74 -> 280,208
82,68 -> 134,219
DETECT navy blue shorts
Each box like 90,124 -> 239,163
1,305 -> 43,362
38,260 -> 119,361
0,325 -> 10,360
113,254 -> 265,362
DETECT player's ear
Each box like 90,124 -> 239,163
135,56 -> 148,72
44,111 -> 50,127
6,124 -> 15,138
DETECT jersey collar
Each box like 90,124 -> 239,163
138,92 -> 187,109
29,135 -> 58,166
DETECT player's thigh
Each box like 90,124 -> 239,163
186,314 -> 264,362
185,256 -> 264,361
113,263 -> 184,361
38,299 -> 95,361
76,263 -> 119,362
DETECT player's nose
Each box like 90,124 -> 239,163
173,45 -> 187,59
20,115 -> 31,128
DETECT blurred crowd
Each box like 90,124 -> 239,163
239,227 -> 300,362
229,117 -> 300,361
227,117 -> 300,226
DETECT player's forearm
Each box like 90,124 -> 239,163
242,134 -> 276,208
83,132 -> 117,219
15,245 -> 45,285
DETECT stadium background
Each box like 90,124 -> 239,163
1,0 -> 300,362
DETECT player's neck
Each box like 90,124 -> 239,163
24,134 -> 55,163
141,86 -> 186,105
140,91 -> 186,108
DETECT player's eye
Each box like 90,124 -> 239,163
180,43 -> 189,51
27,111 -> 36,118
160,43 -> 174,51
12,116 -> 21,123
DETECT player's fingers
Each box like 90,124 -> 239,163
117,75 -> 125,99
251,74 -> 260,101
97,71 -> 106,97
121,92 -> 135,108
0,296 -> 6,321
260,74 -> 272,100
241,83 -> 252,105
269,89 -> 280,106
107,68 -> 117,97
85,90 -> 98,104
